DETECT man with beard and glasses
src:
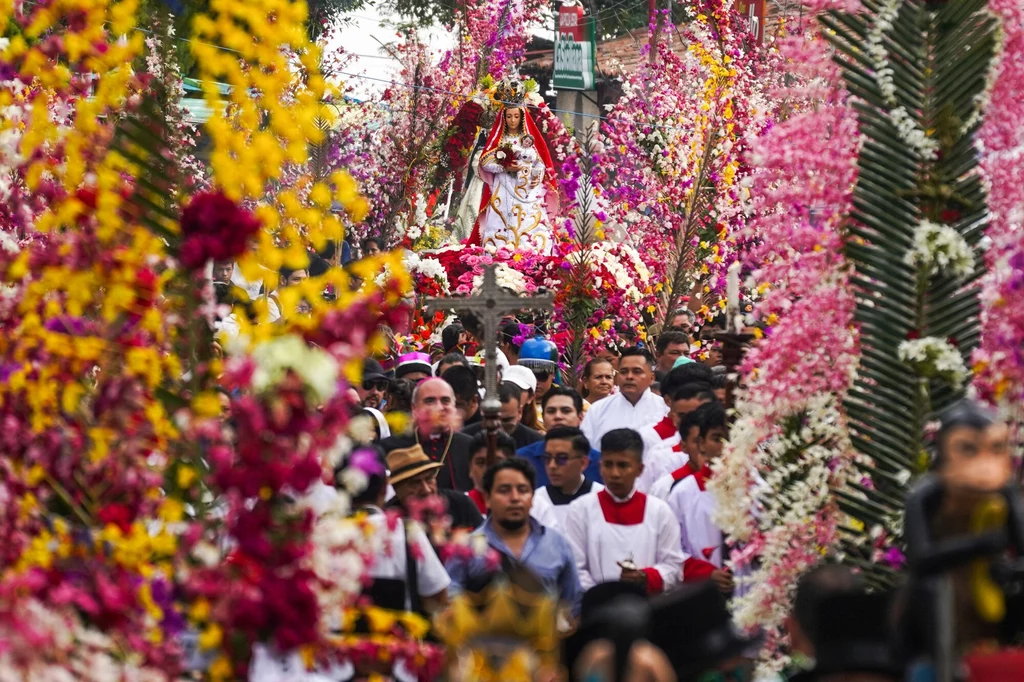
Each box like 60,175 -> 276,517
444,458 -> 582,620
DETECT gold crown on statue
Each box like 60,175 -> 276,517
434,579 -> 559,658
494,76 -> 526,106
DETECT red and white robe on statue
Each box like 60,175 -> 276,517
636,415 -> 687,493
563,488 -> 684,594
649,460 -> 696,501
667,468 -> 721,582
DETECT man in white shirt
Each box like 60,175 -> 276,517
580,347 -> 668,448
563,428 -> 684,595
530,426 -> 604,531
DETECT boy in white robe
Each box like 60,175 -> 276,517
563,428 -> 684,595
637,383 -> 715,492
530,426 -> 604,532
649,407 -> 706,501
667,401 -> 733,593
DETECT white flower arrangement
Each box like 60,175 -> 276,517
373,251 -> 450,294
712,392 -> 859,677
403,251 -> 451,291
472,262 -> 527,294
637,124 -> 674,176
250,334 -> 340,404
582,242 -> 651,303
890,106 -> 940,161
866,0 -> 904,105
904,219 -> 975,280
897,336 -> 968,388
308,513 -> 381,633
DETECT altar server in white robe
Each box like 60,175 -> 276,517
667,402 -> 734,593
649,407 -> 706,501
530,426 -> 604,532
563,428 -> 684,595
580,347 -> 669,448
636,382 -> 715,492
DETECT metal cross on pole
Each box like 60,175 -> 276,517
424,263 -> 553,464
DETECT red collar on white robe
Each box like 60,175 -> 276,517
653,415 -> 677,440
670,461 -> 695,482
597,488 -> 647,525
693,467 -> 713,492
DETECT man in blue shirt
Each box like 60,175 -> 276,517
517,386 -> 602,486
445,458 -> 583,620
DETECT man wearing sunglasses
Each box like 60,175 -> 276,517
357,358 -> 391,410
529,426 -> 604,532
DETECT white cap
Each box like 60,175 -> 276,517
470,349 -> 511,371
503,365 -> 537,392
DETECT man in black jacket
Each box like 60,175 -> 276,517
462,380 -> 543,450
442,365 -> 481,427
379,378 -> 474,492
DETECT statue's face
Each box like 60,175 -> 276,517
938,422 -> 1012,492
504,108 -> 523,134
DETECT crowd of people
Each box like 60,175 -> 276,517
318,278 -> 757,679
204,248 -> 1016,682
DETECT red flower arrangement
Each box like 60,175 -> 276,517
438,101 -> 485,192
494,143 -> 518,173
178,191 -> 262,271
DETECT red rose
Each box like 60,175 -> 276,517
97,503 -> 134,533
178,191 -> 261,271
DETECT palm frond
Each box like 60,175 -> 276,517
821,0 -> 997,586
109,83 -> 181,243
309,107 -> 333,183
560,129 -> 602,389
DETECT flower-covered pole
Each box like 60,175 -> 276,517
708,2 -> 861,673
818,0 -> 998,569
557,129 -> 601,388
0,0 -> 411,679
973,0 -> 1024,417
594,0 -> 775,327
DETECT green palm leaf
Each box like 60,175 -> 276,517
109,83 -> 181,243
821,0 -> 997,586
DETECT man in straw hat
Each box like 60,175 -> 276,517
385,444 -> 483,535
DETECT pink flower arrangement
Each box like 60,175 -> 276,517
706,4 -> 862,675
973,0 -> 1024,410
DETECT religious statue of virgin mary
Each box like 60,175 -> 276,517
467,77 -> 559,254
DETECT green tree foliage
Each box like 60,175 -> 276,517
383,0 -> 683,41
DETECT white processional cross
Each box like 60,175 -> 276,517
424,264 -> 553,413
